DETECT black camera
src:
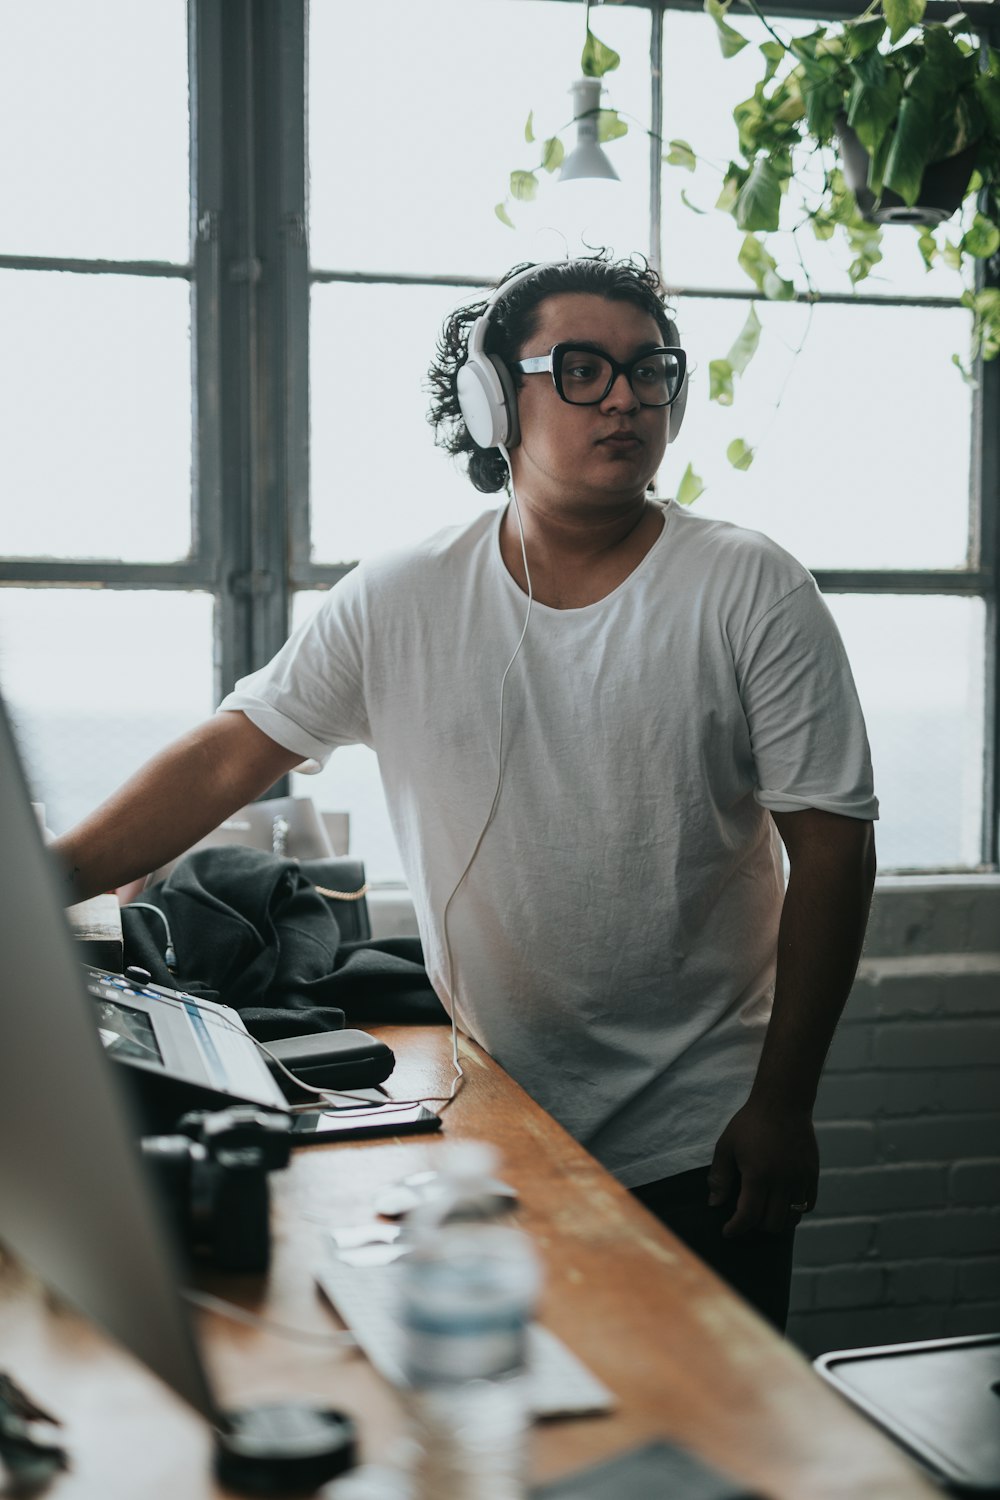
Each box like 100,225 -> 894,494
141,1106 -> 292,1273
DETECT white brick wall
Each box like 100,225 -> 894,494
788,876 -> 1000,1357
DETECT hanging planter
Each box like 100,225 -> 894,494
835,114 -> 980,226
664,0 -> 1000,384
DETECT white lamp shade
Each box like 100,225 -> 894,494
559,77 -> 620,183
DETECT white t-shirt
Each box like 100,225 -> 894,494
219,502 -> 877,1185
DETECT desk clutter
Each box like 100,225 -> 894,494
2,710 -> 955,1500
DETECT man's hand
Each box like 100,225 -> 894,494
704,808 -> 874,1242
707,1098 -> 819,1238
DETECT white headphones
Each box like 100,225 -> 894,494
455,261 -> 688,451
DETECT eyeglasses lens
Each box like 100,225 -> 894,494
558,349 -> 681,407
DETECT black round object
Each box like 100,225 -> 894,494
214,1402 -> 357,1495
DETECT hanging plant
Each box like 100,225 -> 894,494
665,0 -> 1000,401
495,0 -> 629,227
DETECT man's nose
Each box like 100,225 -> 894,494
601,370 -> 639,411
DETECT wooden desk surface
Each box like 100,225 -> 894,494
0,1025 -> 939,1499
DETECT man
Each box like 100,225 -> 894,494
55,256 -> 877,1329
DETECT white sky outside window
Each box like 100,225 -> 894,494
0,0 -> 189,263
0,590 -> 214,839
677,298 -> 972,569
0,271 -> 193,562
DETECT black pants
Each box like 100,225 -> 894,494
631,1166 -> 796,1332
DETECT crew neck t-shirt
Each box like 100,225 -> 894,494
218,501 -> 877,1185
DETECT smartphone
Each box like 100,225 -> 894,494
290,1100 -> 442,1143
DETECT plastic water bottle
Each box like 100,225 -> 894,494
397,1141 -> 541,1500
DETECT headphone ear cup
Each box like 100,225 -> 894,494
665,317 -> 687,446
456,351 -> 519,450
488,354 -> 520,449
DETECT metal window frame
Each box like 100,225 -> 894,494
0,0 -> 996,867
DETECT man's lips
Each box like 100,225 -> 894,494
597,430 -> 642,446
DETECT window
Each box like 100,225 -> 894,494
1,0 -> 997,879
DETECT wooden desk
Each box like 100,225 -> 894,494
0,1026 -> 939,1499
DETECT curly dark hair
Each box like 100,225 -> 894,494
426,254 -> 675,495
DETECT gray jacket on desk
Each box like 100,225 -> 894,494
120,846 -> 445,1040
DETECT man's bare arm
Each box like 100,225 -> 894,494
52,712 -> 304,904
708,807 -> 877,1236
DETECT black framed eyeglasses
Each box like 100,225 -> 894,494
512,343 -> 687,408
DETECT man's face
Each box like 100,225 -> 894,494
509,292 -> 671,508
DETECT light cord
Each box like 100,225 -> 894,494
438,452 -> 533,1113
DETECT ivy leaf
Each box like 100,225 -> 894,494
582,27 -> 620,78
737,232 -> 774,290
665,138 -> 697,172
541,136 -> 565,173
846,69 -> 902,156
811,210 -> 836,241
845,16 -> 886,58
596,108 -> 628,143
704,0 -> 748,59
681,189 -> 707,214
677,463 -> 706,506
709,358 -> 735,405
759,40 -> 785,83
975,73 -> 1000,138
762,268 -> 796,300
882,95 -> 935,205
726,304 -> 762,376
509,170 -> 538,203
716,164 -> 748,215
495,202 -> 515,229
525,111 -> 535,144
917,228 -> 937,268
883,0 -> 926,45
952,351 -> 979,387
727,438 -> 755,471
941,238 -> 963,271
962,215 -> 1000,259
734,157 -> 783,232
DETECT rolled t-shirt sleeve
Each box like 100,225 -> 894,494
216,571 -> 372,772
737,577 -> 878,821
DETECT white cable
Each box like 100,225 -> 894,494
119,457 -> 536,1120
126,902 -> 177,971
438,448 -> 533,1112
182,1287 -> 357,1348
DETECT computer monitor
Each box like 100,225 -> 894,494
0,692 -> 217,1424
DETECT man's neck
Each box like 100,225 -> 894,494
499,493 -> 665,610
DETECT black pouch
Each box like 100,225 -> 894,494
264,1028 -> 395,1098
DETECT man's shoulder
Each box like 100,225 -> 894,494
355,507 -> 500,592
666,504 -> 813,594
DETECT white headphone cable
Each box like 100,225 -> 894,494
438,446 -> 533,1109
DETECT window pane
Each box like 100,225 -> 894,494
661,9 -> 971,301
0,0 -> 189,263
826,595 -> 984,870
309,0 -> 651,275
0,590 -> 215,837
311,281 -> 491,562
290,593 -> 405,884
673,297 -> 972,571
0,271 -> 193,562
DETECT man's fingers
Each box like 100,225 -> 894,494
722,1178 -> 766,1238
707,1143 -> 737,1207
763,1185 -> 797,1235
